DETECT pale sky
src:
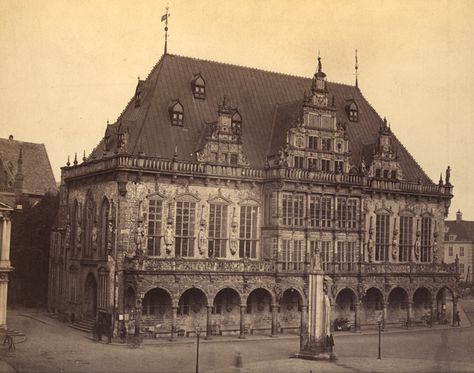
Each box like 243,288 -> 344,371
0,0 -> 473,220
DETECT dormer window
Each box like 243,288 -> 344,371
135,91 -> 141,107
346,101 -> 359,122
191,74 -> 206,99
104,136 -> 111,151
169,100 -> 184,126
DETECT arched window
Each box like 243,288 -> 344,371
375,213 -> 390,261
84,193 -> 95,258
208,203 -> 228,258
239,204 -> 259,259
71,200 -> 80,255
99,198 -> 110,259
147,197 -> 164,256
421,216 -> 432,262
169,100 -> 184,126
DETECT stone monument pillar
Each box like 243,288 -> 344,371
295,263 -> 331,359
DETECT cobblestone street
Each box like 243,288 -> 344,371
0,305 -> 473,373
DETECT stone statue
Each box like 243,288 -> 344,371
107,220 -> 114,256
164,221 -> 174,255
432,237 -> 439,262
414,234 -> 421,261
391,229 -> 399,260
311,241 -> 322,271
92,224 -> 98,251
445,165 -> 451,185
76,223 -> 82,250
135,220 -> 146,257
198,223 -> 208,256
229,224 -> 238,255
367,229 -> 374,263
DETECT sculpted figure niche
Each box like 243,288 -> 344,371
164,219 -> 175,256
367,228 -> 375,263
391,228 -> 399,260
198,221 -> 208,256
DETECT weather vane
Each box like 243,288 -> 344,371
162,5 -> 171,54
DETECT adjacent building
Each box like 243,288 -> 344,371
48,53 -> 459,340
445,210 -> 474,282
0,135 -> 57,306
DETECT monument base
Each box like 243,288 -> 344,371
293,351 -> 331,361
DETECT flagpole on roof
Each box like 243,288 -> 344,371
355,49 -> 359,89
162,5 -> 171,55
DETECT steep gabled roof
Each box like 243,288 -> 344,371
0,137 -> 57,196
90,54 -> 432,184
445,220 -> 474,242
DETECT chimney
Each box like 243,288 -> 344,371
456,209 -> 462,223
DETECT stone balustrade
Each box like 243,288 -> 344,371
62,155 -> 449,196
125,257 -> 275,273
124,256 -> 457,276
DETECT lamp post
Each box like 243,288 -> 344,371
195,326 -> 202,373
377,321 -> 382,360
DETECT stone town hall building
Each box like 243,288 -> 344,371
48,53 -> 458,339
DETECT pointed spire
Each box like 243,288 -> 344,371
82,150 -> 86,162
355,49 -> 359,89
66,155 -> 70,167
73,152 -> 78,166
439,173 -> 443,186
317,55 -> 322,73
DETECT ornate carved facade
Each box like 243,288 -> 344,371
48,53 -> 458,339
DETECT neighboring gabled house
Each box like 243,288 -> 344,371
0,135 -> 58,307
445,210 -> 474,282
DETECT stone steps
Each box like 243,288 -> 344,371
69,318 -> 95,333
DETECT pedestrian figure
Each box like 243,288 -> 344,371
106,318 -> 112,344
97,321 -> 103,342
455,311 -> 461,327
119,323 -> 126,344
327,333 -> 337,361
234,351 -> 243,369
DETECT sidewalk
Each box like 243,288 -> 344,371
204,356 -> 474,373
20,308 -> 472,347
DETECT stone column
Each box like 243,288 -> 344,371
205,305 -> 213,340
170,306 -> 178,341
300,305 -> 308,349
0,274 -> 8,327
354,302 -> 361,332
271,304 -> 279,337
0,217 -> 11,263
407,301 -> 413,328
239,304 -> 246,339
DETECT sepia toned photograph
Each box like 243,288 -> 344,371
0,1 -> 473,372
